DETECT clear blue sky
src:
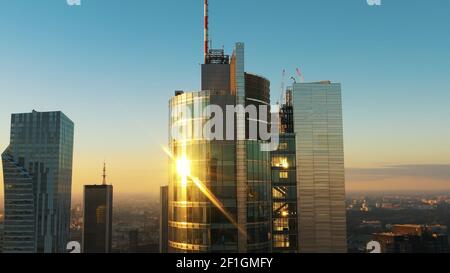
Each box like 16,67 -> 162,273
0,0 -> 450,197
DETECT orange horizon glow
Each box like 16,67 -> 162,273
1,157 -> 450,202
0,144 -> 449,202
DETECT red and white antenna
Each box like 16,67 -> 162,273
204,0 -> 209,63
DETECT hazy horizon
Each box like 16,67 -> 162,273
1,187 -> 450,212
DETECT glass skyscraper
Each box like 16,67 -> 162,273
1,110 -> 74,253
292,82 -> 347,253
167,43 -> 272,253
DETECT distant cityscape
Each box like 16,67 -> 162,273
69,194 -> 160,253
347,193 -> 450,253
3,193 -> 450,253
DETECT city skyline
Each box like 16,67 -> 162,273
1,0 -> 450,202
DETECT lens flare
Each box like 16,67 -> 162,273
190,176 -> 247,236
176,156 -> 191,187
162,145 -> 247,238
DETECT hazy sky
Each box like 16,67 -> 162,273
0,0 -> 450,200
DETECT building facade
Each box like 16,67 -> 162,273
271,90 -> 298,252
82,184 -> 113,253
0,222 -> 3,253
168,43 -> 272,253
1,110 -> 74,253
128,229 -> 139,253
373,224 -> 449,253
292,82 -> 347,253
159,185 -> 169,253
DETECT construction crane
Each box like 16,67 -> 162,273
279,69 -> 286,105
296,67 -> 305,83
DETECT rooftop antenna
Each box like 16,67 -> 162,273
204,0 -> 209,63
102,161 -> 107,185
202,0 -> 229,64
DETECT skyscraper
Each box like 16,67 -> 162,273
271,89 -> 298,252
129,229 -> 139,253
1,110 -> 74,253
159,185 -> 168,253
165,0 -> 275,253
82,163 -> 113,253
0,222 -> 4,253
168,42 -> 272,253
292,82 -> 347,253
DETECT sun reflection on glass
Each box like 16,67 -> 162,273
176,156 -> 191,187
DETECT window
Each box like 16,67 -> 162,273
278,142 -> 288,150
272,156 -> 289,168
272,188 -> 284,199
273,234 -> 290,248
279,171 -> 288,179
273,219 -> 289,232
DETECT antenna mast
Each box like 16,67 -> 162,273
204,0 -> 209,63
102,162 -> 107,185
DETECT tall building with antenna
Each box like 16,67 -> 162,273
82,163 -> 113,253
167,0 -> 272,253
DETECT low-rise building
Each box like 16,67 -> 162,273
373,224 -> 448,253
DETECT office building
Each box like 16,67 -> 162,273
168,41 -> 272,253
129,229 -> 139,253
292,82 -> 347,253
2,110 -> 74,253
373,224 -> 449,253
159,185 -> 169,253
0,222 -> 3,253
271,89 -> 298,252
166,0 -> 273,254
82,164 -> 113,253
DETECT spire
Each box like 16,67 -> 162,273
102,162 -> 107,185
204,0 -> 209,63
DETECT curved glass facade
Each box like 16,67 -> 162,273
245,140 -> 271,252
168,91 -> 271,253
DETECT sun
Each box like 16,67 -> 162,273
176,156 -> 191,186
